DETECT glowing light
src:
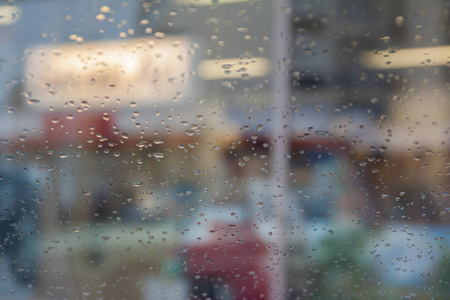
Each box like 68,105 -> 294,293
360,46 -> 450,69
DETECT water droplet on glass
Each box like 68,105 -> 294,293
185,130 -> 195,136
315,130 -> 328,136
155,32 -> 165,39
96,14 -> 106,21
27,99 -> 41,105
59,152 -> 69,159
100,6 -> 111,13
153,139 -> 165,145
395,16 -> 405,26
153,153 -> 165,159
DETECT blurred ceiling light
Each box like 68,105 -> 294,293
360,46 -> 450,69
197,57 -> 270,80
0,5 -> 21,26
25,37 -> 192,109
176,0 -> 262,6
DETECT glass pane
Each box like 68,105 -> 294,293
0,0 -> 448,299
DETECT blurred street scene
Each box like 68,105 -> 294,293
0,0 -> 449,299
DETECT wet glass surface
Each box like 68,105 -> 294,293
0,0 -> 449,299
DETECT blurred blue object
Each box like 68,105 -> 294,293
0,166 -> 40,284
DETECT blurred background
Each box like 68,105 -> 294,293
0,0 -> 449,299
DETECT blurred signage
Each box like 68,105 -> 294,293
25,37 -> 192,109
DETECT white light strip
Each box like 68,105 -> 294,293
0,5 -> 21,26
197,57 -> 270,80
176,0 -> 262,6
360,46 -> 450,69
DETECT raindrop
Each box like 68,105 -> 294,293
96,14 -> 106,21
27,99 -> 41,105
100,6 -> 111,13
315,130 -> 328,136
185,130 -> 195,136
155,32 -> 165,39
59,152 -> 69,159
395,16 -> 405,26
153,139 -> 165,145
153,153 -> 165,159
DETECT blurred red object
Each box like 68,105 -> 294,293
185,222 -> 270,299
43,110 -> 116,148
